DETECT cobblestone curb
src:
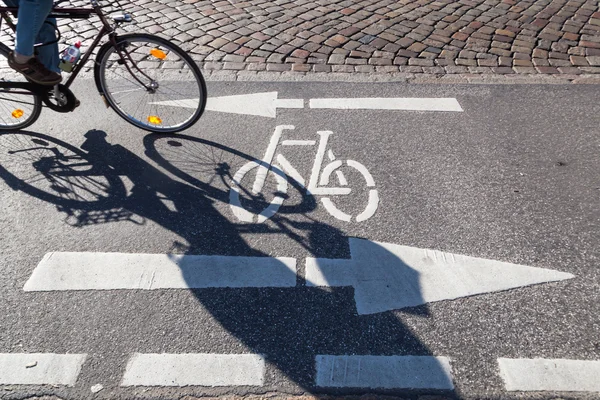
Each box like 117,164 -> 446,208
202,69 -> 600,83
125,0 -> 600,80
1,0 -> 599,83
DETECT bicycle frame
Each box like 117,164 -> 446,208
230,125 -> 379,223
0,0 -> 152,91
253,125 -> 351,196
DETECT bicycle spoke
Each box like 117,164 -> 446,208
98,35 -> 205,132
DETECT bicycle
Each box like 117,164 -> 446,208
229,125 -> 379,223
0,0 -> 207,133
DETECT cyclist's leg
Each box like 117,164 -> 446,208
35,18 -> 60,73
7,0 -> 61,85
13,0 -> 54,58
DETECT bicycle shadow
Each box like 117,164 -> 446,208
0,129 -> 455,395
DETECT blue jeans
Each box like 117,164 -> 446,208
4,0 -> 60,73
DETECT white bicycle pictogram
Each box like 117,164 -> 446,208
229,125 -> 379,223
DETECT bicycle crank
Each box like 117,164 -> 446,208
39,84 -> 77,113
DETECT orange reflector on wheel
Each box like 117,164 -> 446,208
150,48 -> 167,60
148,115 -> 162,125
12,109 -> 24,119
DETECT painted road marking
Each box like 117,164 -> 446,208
150,92 -> 303,118
121,353 -> 265,387
151,92 -> 463,117
309,98 -> 463,112
306,238 -> 575,314
315,355 -> 454,389
0,353 -> 86,386
498,358 -> 600,392
24,238 -> 574,316
229,126 -> 378,223
24,252 -> 296,291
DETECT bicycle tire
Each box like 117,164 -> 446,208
229,160 -> 288,223
320,160 -> 379,222
0,43 -> 42,131
94,33 -> 207,133
0,131 -> 126,209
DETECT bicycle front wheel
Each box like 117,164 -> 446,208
0,44 -> 42,131
95,34 -> 207,133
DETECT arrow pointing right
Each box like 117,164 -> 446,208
306,238 -> 574,315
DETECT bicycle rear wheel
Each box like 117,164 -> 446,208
0,44 -> 42,131
95,34 -> 207,133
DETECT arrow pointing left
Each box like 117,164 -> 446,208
150,92 -> 464,117
150,91 -> 304,118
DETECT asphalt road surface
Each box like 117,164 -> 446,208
0,80 -> 598,399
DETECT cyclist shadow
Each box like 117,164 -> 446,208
0,129 -> 454,394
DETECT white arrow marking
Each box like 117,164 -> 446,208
306,238 -> 574,315
24,252 -> 296,291
498,358 -> 600,392
150,93 -> 462,116
24,241 -> 573,314
0,353 -> 87,386
122,353 -> 265,387
310,97 -> 463,111
316,355 -> 454,389
150,92 -> 304,118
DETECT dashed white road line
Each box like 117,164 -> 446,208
498,358 -> 600,392
0,353 -> 86,386
315,355 -> 454,389
24,252 -> 296,291
121,353 -> 265,387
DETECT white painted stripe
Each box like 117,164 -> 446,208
0,353 -> 86,386
277,154 -> 305,187
309,98 -> 463,112
24,252 -> 296,291
281,140 -> 316,146
498,358 -> 600,392
316,355 -> 454,389
121,354 -> 265,387
148,99 -> 198,109
305,258 -> 355,287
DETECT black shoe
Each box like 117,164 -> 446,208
8,52 -> 62,85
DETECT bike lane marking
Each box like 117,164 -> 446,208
315,355 -> 454,389
121,353 -> 265,387
228,125 -> 380,223
498,358 -> 600,392
0,353 -> 87,386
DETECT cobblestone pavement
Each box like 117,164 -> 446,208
2,0 -> 600,82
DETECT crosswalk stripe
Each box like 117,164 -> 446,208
315,355 -> 454,389
121,353 -> 265,387
0,353 -> 86,386
498,358 -> 600,392
24,252 -> 296,291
